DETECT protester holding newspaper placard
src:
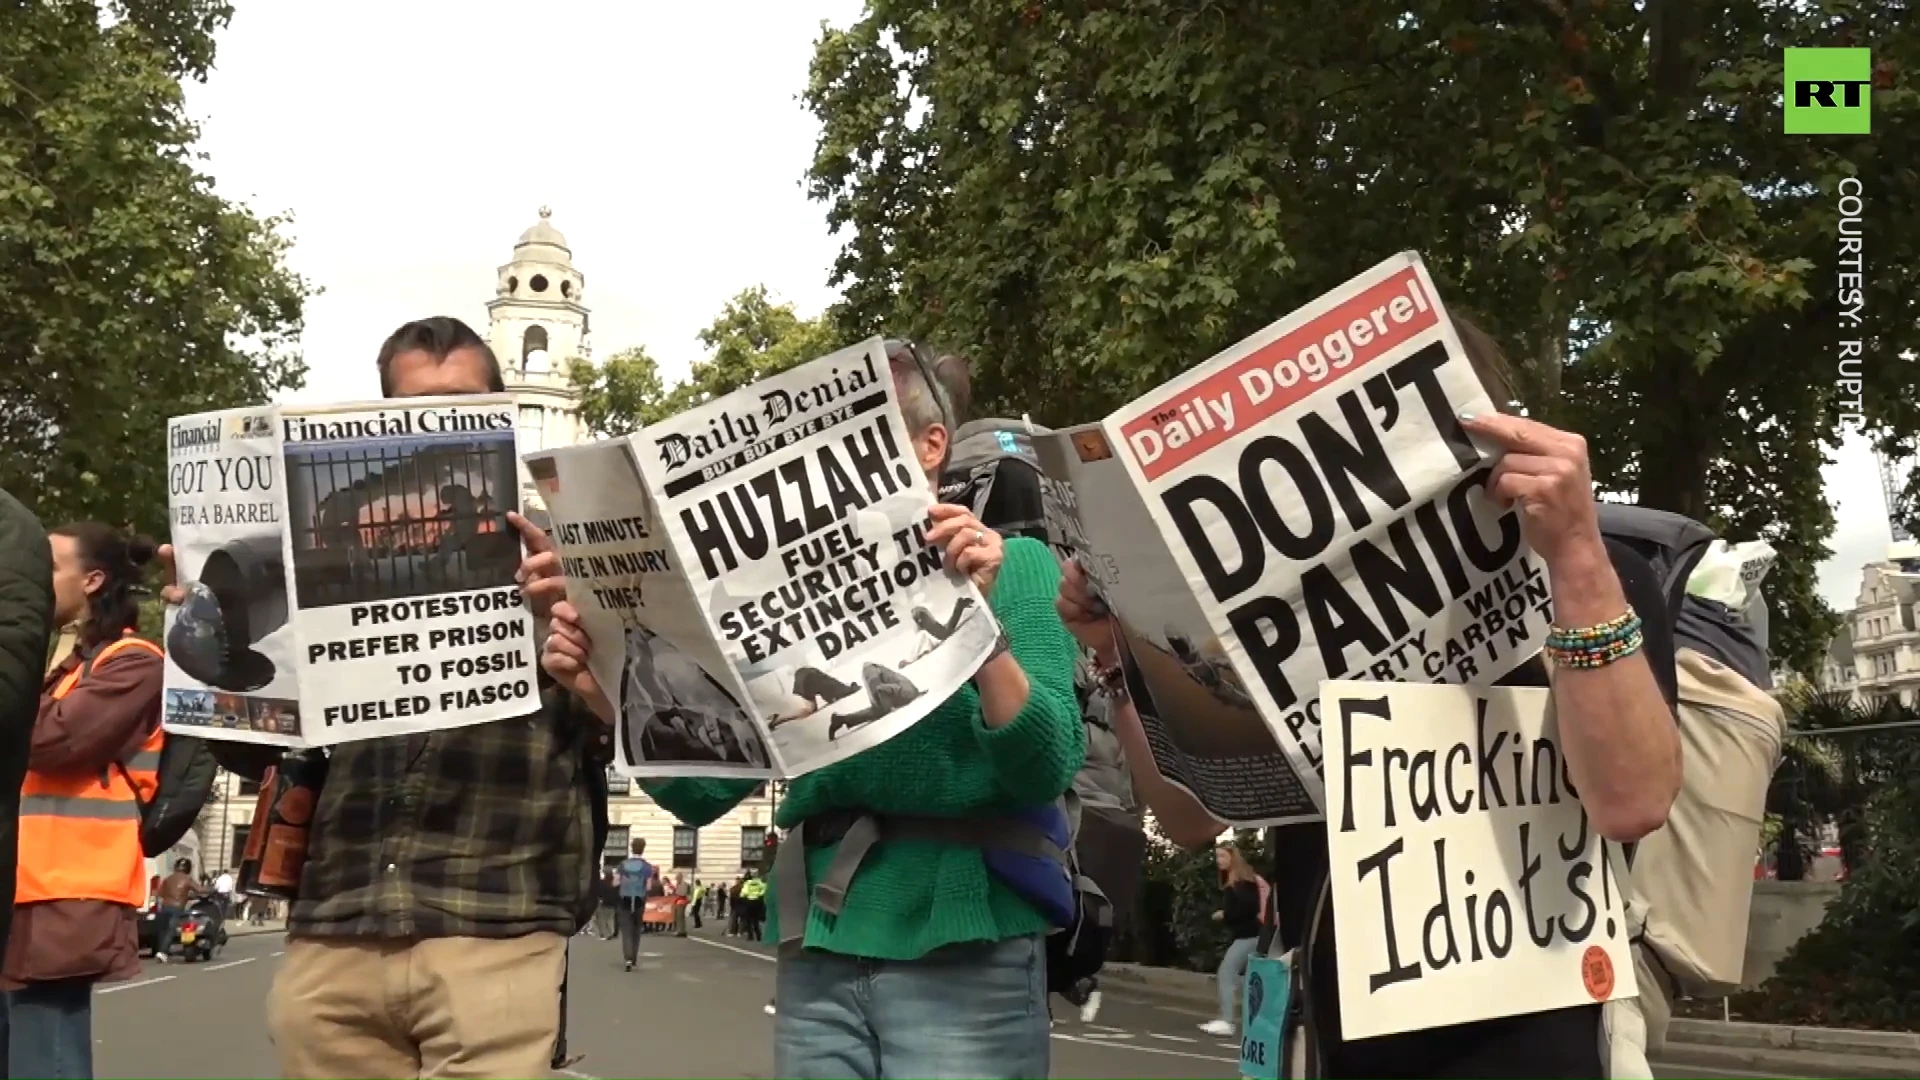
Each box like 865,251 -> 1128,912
157,318 -> 600,1080
542,340 -> 1085,1080
1056,313 -> 1681,1078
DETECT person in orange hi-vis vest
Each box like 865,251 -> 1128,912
4,523 -> 163,1080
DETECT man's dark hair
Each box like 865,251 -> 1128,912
932,353 -> 972,425
375,317 -> 506,397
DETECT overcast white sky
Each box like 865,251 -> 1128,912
183,1 -> 1901,612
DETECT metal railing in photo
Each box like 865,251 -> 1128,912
286,441 -> 520,608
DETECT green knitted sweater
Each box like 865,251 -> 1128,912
644,537 -> 1085,961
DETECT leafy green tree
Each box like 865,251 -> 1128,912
804,0 -> 1920,676
569,346 -> 682,436
571,286 -> 839,435
0,0 -> 310,538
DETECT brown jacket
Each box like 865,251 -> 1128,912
1,640 -> 161,988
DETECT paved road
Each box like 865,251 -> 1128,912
92,928 -> 1791,1079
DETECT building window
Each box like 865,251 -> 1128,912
741,826 -> 768,868
673,826 -> 699,869
237,777 -> 261,797
518,404 -> 544,452
603,824 -> 631,865
605,765 -> 630,796
229,825 -> 250,869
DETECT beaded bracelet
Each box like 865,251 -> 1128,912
1544,608 -> 1644,669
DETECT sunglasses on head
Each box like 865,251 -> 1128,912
884,338 -> 954,430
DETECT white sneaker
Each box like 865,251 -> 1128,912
764,1002 -> 777,1016
1199,1019 -> 1235,1037
1079,990 -> 1103,1024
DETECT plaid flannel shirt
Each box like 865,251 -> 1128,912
289,685 -> 601,940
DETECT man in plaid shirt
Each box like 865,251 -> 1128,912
161,317 -> 600,1079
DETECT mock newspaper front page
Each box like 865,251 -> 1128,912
527,443 -> 775,778
1320,681 -> 1635,1039
162,396 -> 538,747
1101,252 -> 1554,822
622,339 -> 998,777
162,407 -> 303,746
1035,426 -> 1314,824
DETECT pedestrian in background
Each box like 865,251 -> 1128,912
154,859 -> 206,963
616,840 -> 656,972
736,872 -> 766,942
689,879 -> 705,931
1202,844 -> 1265,1037
594,869 -> 618,940
7,523 -> 163,1080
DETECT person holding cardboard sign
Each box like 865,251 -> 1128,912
1055,317 -> 1681,1079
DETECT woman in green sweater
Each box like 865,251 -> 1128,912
541,342 -> 1085,1080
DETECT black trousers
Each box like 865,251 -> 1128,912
616,900 -> 645,964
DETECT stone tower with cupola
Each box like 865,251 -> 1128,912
487,208 -> 590,505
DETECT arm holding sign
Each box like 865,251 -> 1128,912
1466,412 -> 1681,842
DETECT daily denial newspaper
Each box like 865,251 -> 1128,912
161,396 -> 536,747
543,339 -> 999,778
526,442 -> 775,778
1097,253 -> 1554,824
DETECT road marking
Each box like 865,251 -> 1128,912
271,950 -> 284,957
557,1068 -> 599,1080
99,975 -> 176,994
1051,1032 -> 1235,1064
1076,1032 -> 1134,1041
684,935 -> 775,964
1150,1032 -> 1198,1043
1087,1024 -> 1127,1033
641,952 -> 664,958
203,957 -> 257,972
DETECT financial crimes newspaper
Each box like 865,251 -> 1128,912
161,396 -> 537,747
1094,252 -> 1555,825
536,339 -> 998,779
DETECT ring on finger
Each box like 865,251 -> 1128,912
973,529 -> 988,547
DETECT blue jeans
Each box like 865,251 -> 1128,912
774,934 -> 1049,1079
155,905 -> 183,957
7,977 -> 94,1079
1217,935 -> 1259,1025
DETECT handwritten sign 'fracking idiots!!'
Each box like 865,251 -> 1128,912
1320,681 -> 1635,1040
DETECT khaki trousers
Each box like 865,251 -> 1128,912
267,933 -> 566,1079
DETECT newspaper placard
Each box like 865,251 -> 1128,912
527,443 -> 774,778
1100,252 -> 1554,822
1036,427 -> 1315,824
162,396 -> 536,746
541,339 -> 998,778
1320,681 -> 1635,1040
162,407 -> 302,744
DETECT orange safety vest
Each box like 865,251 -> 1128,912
18,633 -> 163,907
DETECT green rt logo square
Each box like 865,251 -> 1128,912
1786,48 -> 1872,134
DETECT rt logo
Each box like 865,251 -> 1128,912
1785,48 -> 1872,135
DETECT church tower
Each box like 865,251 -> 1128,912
488,207 -> 590,462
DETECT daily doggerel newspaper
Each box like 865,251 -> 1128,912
161,396 -> 536,747
1087,252 -> 1554,824
532,339 -> 998,778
